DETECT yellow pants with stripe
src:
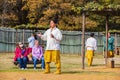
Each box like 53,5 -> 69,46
86,50 -> 94,66
107,51 -> 114,58
44,50 -> 61,73
104,50 -> 114,58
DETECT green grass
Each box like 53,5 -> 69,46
0,53 -> 120,76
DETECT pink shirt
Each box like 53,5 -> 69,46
32,45 -> 43,60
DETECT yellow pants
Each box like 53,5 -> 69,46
44,50 -> 61,73
86,50 -> 94,66
107,51 -> 114,58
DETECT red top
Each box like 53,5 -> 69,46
14,47 -> 28,61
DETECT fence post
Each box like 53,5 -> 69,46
22,29 -> 25,44
15,29 -> 18,44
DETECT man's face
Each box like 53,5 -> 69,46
108,33 -> 111,38
50,21 -> 56,28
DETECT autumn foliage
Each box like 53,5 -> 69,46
0,0 -> 120,31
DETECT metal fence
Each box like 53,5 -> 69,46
0,27 -> 120,54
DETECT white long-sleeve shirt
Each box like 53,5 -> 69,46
41,27 -> 62,50
28,36 -> 35,48
86,37 -> 97,50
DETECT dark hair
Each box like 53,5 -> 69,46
90,33 -> 94,37
16,43 -> 19,48
32,32 -> 37,40
51,19 -> 58,24
32,32 -> 36,35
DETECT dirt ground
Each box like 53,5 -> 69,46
0,67 -> 120,80
1,72 -> 118,80
0,53 -> 120,80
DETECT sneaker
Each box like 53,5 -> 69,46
21,68 -> 24,70
34,68 -> 36,70
24,68 -> 27,70
42,68 -> 45,70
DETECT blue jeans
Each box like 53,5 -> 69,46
32,56 -> 45,69
17,57 -> 27,68
41,56 -> 45,69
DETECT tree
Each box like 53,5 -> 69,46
72,0 -> 120,31
0,0 -> 119,31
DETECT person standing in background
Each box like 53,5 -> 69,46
85,33 -> 97,66
27,32 -> 37,60
28,32 -> 37,52
103,32 -> 114,58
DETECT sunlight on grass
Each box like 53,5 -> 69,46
0,53 -> 120,76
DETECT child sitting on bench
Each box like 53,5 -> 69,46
14,42 -> 28,70
32,40 -> 45,70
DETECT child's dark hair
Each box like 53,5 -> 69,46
90,33 -> 94,37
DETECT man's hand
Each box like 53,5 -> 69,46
51,34 -> 60,41
51,34 -> 54,38
38,57 -> 40,61
38,58 -> 40,61
37,32 -> 42,37
21,55 -> 24,58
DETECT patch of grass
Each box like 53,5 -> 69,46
0,53 -> 120,76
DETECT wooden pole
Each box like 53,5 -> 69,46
115,33 -> 117,54
105,15 -> 109,65
81,12 -> 85,69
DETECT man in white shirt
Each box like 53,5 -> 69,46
37,19 -> 62,74
28,32 -> 37,49
85,33 -> 97,66
27,32 -> 37,60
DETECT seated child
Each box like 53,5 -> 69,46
32,40 -> 45,70
14,42 -> 28,69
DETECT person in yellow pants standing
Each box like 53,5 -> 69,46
37,19 -> 62,74
103,32 -> 114,58
85,33 -> 97,66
